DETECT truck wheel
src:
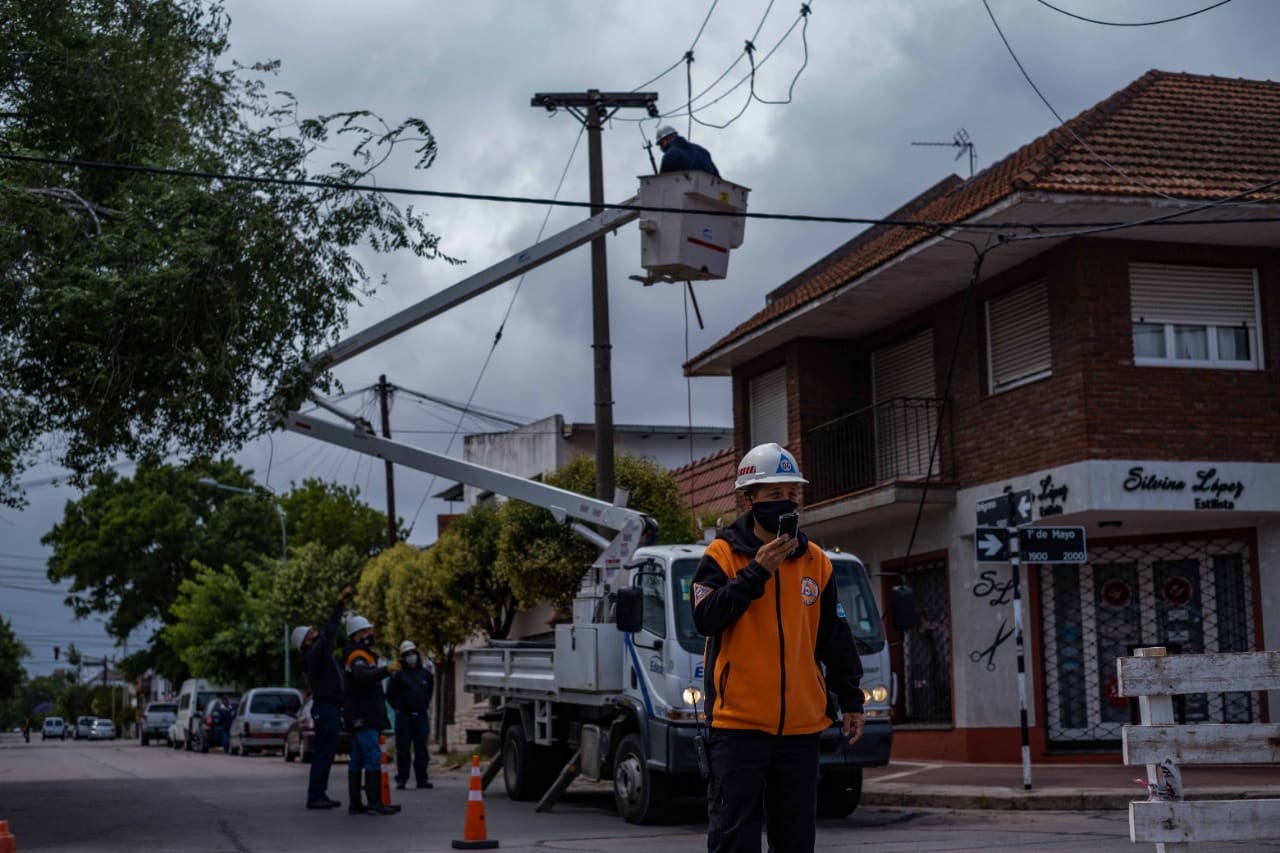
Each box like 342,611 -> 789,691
501,723 -> 559,801
816,766 -> 863,818
612,733 -> 669,825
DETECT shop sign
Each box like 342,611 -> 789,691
1121,466 -> 1247,510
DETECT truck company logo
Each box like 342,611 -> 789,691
777,456 -> 796,474
692,583 -> 713,606
800,577 -> 819,605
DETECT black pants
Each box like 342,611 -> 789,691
394,710 -> 429,785
706,728 -> 821,853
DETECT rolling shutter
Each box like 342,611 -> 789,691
873,329 -> 935,401
748,366 -> 787,446
872,330 -> 936,480
987,280 -> 1051,392
1129,264 -> 1257,327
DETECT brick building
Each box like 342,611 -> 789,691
686,70 -> 1280,761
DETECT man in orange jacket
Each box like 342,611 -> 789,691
692,442 -> 864,853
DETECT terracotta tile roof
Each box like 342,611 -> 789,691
693,70 -> 1280,365
672,446 -> 740,519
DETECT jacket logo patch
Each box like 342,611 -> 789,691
692,583 -> 713,607
800,576 -> 819,605
777,456 -> 796,474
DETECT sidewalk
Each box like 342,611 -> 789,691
863,760 -> 1280,810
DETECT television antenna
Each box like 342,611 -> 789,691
912,128 -> 977,178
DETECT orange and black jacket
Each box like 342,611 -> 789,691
691,513 -> 863,735
342,642 -> 390,732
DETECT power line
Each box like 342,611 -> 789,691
1032,0 -> 1233,27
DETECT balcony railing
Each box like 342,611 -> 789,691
803,397 -> 949,505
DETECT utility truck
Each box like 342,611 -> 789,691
281,169 -> 904,823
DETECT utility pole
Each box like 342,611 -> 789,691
377,375 -> 397,546
531,90 -> 658,503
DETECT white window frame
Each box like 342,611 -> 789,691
986,280 -> 1052,394
1130,264 -> 1263,371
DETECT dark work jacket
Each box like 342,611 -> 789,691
342,641 -> 390,732
691,513 -> 863,735
660,136 -> 720,177
386,665 -> 434,714
302,601 -> 345,705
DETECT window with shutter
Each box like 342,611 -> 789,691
1129,264 -> 1262,369
987,280 -> 1051,393
748,366 -> 788,447
872,330 -> 936,480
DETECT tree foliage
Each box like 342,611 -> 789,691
267,541 -> 363,631
278,479 -> 400,558
495,454 -> 698,614
353,543 -> 418,659
0,617 -> 29,706
0,0 -> 458,507
433,505 -> 517,640
162,560 -> 279,688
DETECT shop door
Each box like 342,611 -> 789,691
1038,536 -> 1257,748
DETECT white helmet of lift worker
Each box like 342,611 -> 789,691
345,614 -> 373,637
655,124 -> 678,143
290,625 -> 312,652
734,442 -> 809,490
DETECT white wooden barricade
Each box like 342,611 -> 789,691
1117,646 -> 1280,852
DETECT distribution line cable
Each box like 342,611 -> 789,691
751,2 -> 810,106
11,150 -> 1277,231
394,385 -> 529,427
981,0 -> 1189,203
1032,0 -> 1233,27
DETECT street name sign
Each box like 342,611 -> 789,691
975,526 -> 1010,563
1019,526 -> 1088,564
976,489 -> 1033,527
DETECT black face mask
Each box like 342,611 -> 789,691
751,499 -> 798,534
360,635 -> 375,649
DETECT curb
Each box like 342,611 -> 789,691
863,784 -> 1280,811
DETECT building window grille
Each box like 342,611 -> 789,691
893,558 -> 952,725
1129,263 -> 1262,369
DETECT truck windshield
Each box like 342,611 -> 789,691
671,556 -> 886,655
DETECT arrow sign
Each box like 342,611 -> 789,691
974,526 -> 1010,563
976,489 -> 1033,527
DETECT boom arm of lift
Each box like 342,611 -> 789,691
281,197 -> 653,570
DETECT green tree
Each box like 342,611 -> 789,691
354,543 -> 419,659
0,617 -> 29,706
268,541 -> 363,631
434,504 -> 517,640
496,454 -> 698,614
162,560 -> 278,687
0,0 -> 458,508
278,479 -> 400,558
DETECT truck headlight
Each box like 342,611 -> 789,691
682,686 -> 703,706
871,684 -> 889,703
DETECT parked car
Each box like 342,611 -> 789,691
229,687 -> 302,756
169,679 -> 237,752
41,717 -> 65,740
87,718 -> 116,740
283,697 -> 352,763
139,702 -> 176,746
73,716 -> 96,740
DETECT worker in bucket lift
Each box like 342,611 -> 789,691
656,124 -> 720,177
691,442 -> 864,853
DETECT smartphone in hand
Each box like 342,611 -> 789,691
777,511 -> 799,539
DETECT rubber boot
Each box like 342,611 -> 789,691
364,770 -> 396,816
347,772 -> 365,815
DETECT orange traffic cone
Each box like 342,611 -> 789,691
0,819 -> 16,853
452,754 -> 498,849
378,735 -> 400,813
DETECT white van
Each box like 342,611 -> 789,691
169,679 -> 237,751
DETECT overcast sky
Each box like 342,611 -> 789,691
5,0 -> 1278,679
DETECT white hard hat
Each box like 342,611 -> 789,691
399,640 -> 417,655
655,124 -> 677,142
734,443 -> 808,490
291,626 -> 312,652
345,614 -> 373,636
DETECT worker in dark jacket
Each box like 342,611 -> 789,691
342,615 -> 399,816
293,585 -> 354,810
386,639 -> 434,790
691,442 -> 864,853
212,696 -> 234,754
656,124 -> 720,176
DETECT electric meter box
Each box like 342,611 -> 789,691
638,171 -> 749,282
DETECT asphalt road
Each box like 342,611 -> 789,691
1,735 -> 1276,852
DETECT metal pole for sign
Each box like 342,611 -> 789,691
1007,494 -> 1031,791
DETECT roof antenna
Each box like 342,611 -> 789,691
911,128 -> 977,178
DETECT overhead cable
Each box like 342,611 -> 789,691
1032,0 -> 1233,27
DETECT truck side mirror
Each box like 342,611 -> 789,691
615,587 -> 643,633
890,584 -> 918,632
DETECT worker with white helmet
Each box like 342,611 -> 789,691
655,124 -> 720,177
386,639 -> 434,790
691,442 -> 864,853
342,613 -> 400,816
293,584 -> 355,811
